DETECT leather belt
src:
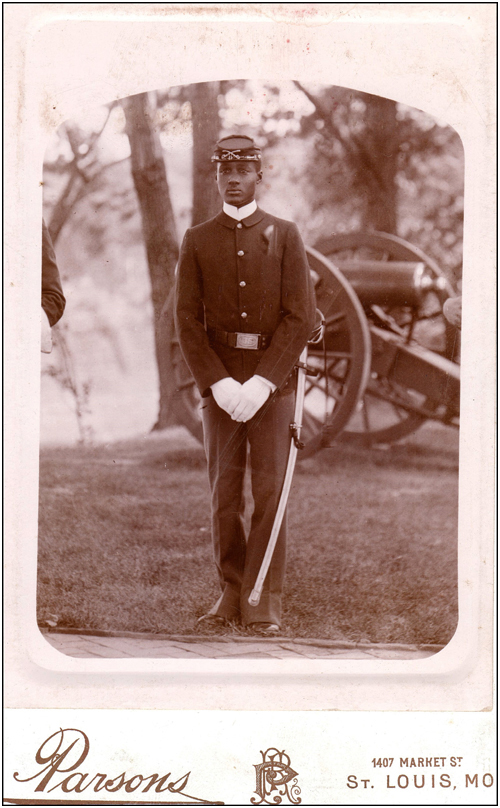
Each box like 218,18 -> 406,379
207,327 -> 271,350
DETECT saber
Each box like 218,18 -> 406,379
248,346 -> 308,607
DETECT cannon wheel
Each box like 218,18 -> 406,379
314,231 -> 456,446
159,289 -> 204,444
301,247 -> 372,456
163,247 -> 372,456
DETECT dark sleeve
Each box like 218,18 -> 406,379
41,220 -> 66,326
174,228 -> 230,395
254,222 -> 316,388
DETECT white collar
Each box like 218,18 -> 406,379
223,200 -> 257,221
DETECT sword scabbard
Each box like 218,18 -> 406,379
248,347 -> 308,606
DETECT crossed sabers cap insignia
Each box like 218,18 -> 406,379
211,149 -> 260,162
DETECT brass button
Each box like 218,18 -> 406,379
237,250 -> 245,257
241,312 -> 248,318
239,281 -> 246,287
236,223 -> 243,229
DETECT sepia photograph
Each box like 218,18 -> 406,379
38,79 -> 462,663
5,5 -> 495,805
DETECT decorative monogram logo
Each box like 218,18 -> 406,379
251,748 -> 301,805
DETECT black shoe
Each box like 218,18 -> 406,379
248,622 -> 280,636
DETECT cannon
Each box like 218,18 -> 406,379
165,231 -> 460,456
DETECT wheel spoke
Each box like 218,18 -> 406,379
361,397 -> 372,433
324,311 -> 346,327
393,405 -> 406,422
326,356 -> 349,371
324,351 -> 352,359
306,357 -> 350,386
305,377 -> 343,402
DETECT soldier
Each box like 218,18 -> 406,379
41,220 -> 66,352
175,135 -> 315,635
443,295 -> 462,330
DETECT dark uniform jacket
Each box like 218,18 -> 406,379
175,207 -> 315,397
42,220 -> 66,326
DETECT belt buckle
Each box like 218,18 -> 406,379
236,332 -> 259,350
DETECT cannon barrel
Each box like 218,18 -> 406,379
162,232 -> 459,455
311,232 -> 460,447
333,259 -> 449,308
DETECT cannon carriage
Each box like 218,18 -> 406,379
166,231 -> 460,456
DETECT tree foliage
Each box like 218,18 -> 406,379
294,83 -> 399,233
41,80 -> 464,444
218,80 -> 463,281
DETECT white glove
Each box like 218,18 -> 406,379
231,375 -> 273,422
211,377 -> 242,416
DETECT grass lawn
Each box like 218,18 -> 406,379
37,426 -> 459,646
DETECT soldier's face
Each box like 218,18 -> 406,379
216,162 -> 262,207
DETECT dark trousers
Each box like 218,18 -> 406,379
202,390 -> 294,626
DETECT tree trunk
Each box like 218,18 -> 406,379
357,94 -> 399,234
123,92 -> 180,430
189,81 -> 221,225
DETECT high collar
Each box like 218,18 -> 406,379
223,200 -> 257,221
216,206 -> 265,230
